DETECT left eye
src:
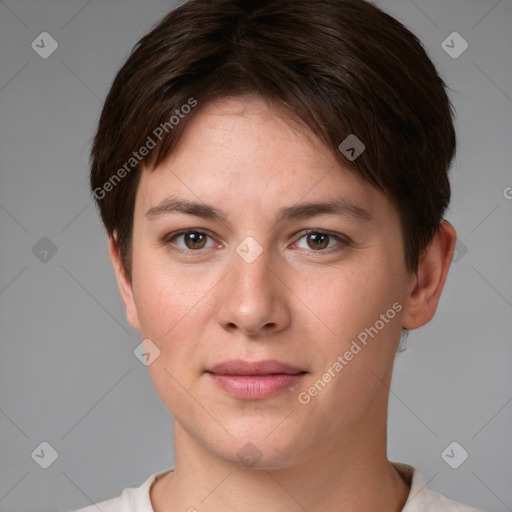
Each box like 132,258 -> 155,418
294,231 -> 343,251
170,230 -> 216,250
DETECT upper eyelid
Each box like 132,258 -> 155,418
300,229 -> 345,239
167,229 -> 217,244
166,228 -> 215,240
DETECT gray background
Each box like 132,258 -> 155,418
0,0 -> 511,511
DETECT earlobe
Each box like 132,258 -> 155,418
401,220 -> 457,330
108,235 -> 141,331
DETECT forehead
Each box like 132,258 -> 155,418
134,96 -> 395,225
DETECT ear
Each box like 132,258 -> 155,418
401,220 -> 457,330
108,235 -> 140,331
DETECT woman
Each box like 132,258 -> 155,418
76,1 -> 479,510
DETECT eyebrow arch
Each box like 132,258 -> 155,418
275,199 -> 373,223
145,197 -> 228,222
145,197 -> 372,223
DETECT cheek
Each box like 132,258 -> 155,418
299,257 -> 405,393
297,263 -> 398,339
297,264 -> 403,405
131,253 -> 202,345
131,263 -> 211,404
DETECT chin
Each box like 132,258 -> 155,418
202,419 -> 308,470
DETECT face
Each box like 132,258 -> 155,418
115,95 -> 417,468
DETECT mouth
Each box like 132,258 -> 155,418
206,359 -> 307,400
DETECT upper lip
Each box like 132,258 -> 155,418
207,360 -> 306,376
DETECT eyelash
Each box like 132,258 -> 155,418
164,229 -> 351,255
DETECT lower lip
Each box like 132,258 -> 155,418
208,373 -> 305,399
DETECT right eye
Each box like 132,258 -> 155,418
165,230 -> 218,252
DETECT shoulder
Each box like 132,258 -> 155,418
423,488 -> 482,512
68,468 -> 174,512
392,462 -> 482,512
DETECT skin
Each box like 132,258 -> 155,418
109,95 -> 456,512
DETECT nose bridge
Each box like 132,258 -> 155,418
230,239 -> 277,302
215,237 -> 290,335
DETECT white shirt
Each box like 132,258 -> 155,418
72,463 -> 481,512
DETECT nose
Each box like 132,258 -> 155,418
215,242 -> 291,337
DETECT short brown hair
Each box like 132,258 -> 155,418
90,0 -> 456,278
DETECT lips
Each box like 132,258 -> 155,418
206,359 -> 307,399
207,359 -> 305,376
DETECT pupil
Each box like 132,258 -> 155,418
308,233 -> 328,250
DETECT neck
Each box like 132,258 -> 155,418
151,418 -> 410,512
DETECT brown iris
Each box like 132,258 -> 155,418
306,232 -> 329,250
183,231 -> 208,249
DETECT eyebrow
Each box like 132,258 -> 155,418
145,198 -> 229,222
276,198 -> 372,223
145,197 -> 373,223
